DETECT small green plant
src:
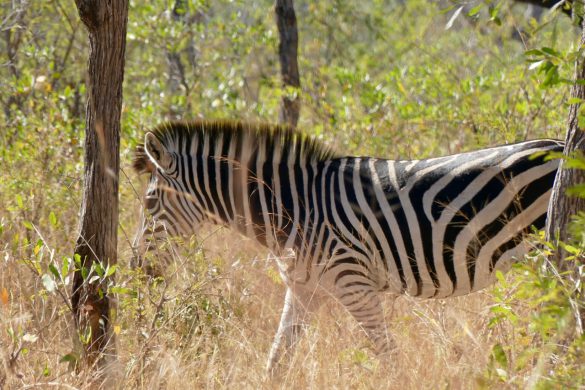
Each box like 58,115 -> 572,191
482,153 -> 585,387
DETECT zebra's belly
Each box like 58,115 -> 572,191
276,233 -> 531,300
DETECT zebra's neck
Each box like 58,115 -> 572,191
186,130 -> 318,253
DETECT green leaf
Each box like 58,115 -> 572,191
94,262 -> 104,278
110,286 -> 135,296
61,257 -> 71,279
439,4 -> 456,14
488,3 -> 502,25
492,343 -> 508,368
34,239 -> 42,256
48,263 -> 60,280
105,264 -> 118,278
491,305 -> 511,315
60,353 -> 78,364
468,4 -> 482,16
567,97 -> 584,105
567,183 -> 585,198
541,47 -> 561,58
562,243 -> 580,255
16,194 -> 24,209
579,115 -> 585,130
49,211 -> 57,227
525,49 -> 544,57
564,155 -> 585,170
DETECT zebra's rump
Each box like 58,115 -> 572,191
327,139 -> 563,298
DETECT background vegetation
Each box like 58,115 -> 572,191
1,0 -> 584,388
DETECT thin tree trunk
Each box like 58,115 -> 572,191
165,0 -> 201,118
545,4 -> 585,334
71,0 -> 128,371
275,0 -> 301,127
166,0 -> 190,95
2,0 -> 28,120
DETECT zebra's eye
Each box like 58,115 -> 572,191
145,193 -> 158,210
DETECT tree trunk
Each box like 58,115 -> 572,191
275,0 -> 301,127
71,0 -> 128,370
545,4 -> 585,334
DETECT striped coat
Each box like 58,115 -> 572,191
132,120 -> 562,370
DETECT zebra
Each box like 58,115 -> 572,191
131,119 -> 563,371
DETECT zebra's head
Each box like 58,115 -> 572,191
131,119 -> 340,271
134,131 -> 206,236
131,128 -> 213,275
131,129 -> 211,274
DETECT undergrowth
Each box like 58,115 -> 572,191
1,0 -> 584,388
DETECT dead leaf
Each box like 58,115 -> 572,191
0,287 -> 8,306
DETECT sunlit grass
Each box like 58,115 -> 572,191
0,209 -> 578,389
1,0 -> 583,388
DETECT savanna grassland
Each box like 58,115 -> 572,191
1,1 -> 585,388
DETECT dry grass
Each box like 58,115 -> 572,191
1,2 -> 581,387
2,165 -> 580,390
0,187 -> 540,389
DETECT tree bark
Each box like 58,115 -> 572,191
71,0 -> 128,370
275,0 -> 301,127
545,3 -> 585,333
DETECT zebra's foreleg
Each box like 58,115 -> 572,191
266,285 -> 322,373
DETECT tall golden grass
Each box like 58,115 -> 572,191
0,172 -> 550,389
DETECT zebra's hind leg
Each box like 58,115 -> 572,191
338,288 -> 396,357
266,285 -> 322,374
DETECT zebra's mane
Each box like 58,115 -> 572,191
132,119 -> 339,174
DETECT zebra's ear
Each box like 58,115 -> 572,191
144,132 -> 172,172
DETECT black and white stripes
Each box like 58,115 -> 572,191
132,120 -> 563,370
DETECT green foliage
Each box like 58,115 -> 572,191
482,246 -> 585,388
0,0 -> 583,387
480,152 -> 585,387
